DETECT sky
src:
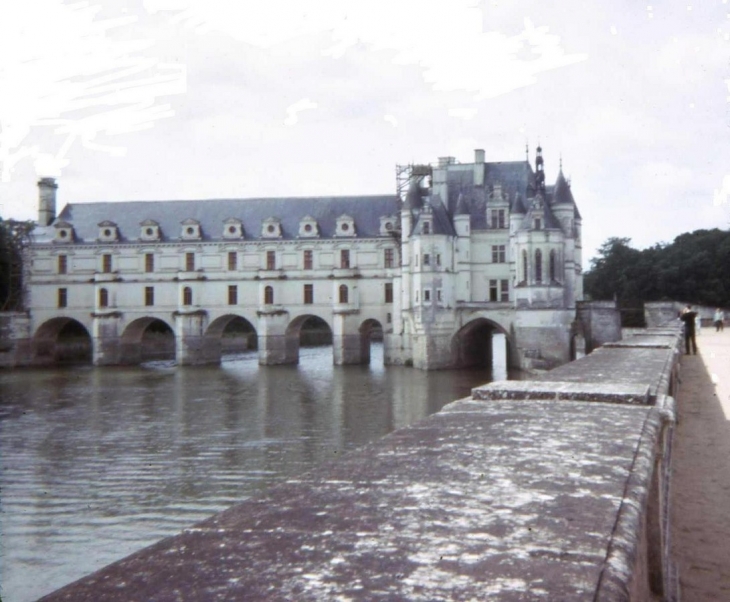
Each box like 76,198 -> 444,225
1,0 -> 729,267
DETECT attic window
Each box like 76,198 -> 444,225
423,222 -> 430,234
146,228 -> 154,236
228,226 -> 236,234
304,224 -> 312,232
341,223 -> 349,232
268,225 -> 275,233
534,218 -> 542,230
59,230 -> 68,238
186,227 -> 195,235
385,222 -> 393,230
104,229 -> 112,237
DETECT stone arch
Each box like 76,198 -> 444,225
286,313 -> 333,346
33,317 -> 92,365
359,318 -> 384,365
451,317 -> 511,375
120,317 -> 175,364
204,314 -> 258,362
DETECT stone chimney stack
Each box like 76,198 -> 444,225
474,149 -> 485,187
38,177 -> 58,226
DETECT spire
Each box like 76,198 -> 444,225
535,145 -> 545,195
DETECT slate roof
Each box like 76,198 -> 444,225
34,196 -> 400,243
445,161 -> 536,230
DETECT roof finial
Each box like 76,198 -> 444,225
525,141 -> 529,162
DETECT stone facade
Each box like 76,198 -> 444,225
12,147 -> 589,370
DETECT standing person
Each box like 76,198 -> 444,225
680,305 -> 698,354
714,308 -> 725,332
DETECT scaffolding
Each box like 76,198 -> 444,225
395,164 -> 432,201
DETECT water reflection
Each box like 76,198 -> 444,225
0,344 -> 494,602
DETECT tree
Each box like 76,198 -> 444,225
0,218 -> 35,311
585,229 -> 730,308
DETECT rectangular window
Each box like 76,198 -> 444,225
228,285 -> 238,305
534,218 -> 542,230
185,252 -> 195,271
489,279 -> 498,302
303,250 -> 313,270
500,279 -> 509,302
264,286 -> 274,305
145,286 -> 154,307
58,255 -> 67,274
145,253 -> 154,273
491,245 -> 506,263
303,284 -> 314,305
99,288 -> 109,308
228,251 -> 237,271
384,282 -> 393,303
387,312 -> 392,324
423,253 -> 430,266
340,249 -> 350,269
102,254 -> 112,273
58,288 -> 67,308
424,289 -> 431,302
266,250 -> 276,270
436,254 -> 441,266
384,248 -> 394,268
437,289 -> 442,302
491,209 -> 506,229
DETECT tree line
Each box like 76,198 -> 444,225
0,218 -> 35,311
584,229 -> 730,309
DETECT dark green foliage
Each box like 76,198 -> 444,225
585,229 -> 730,307
0,218 -> 35,311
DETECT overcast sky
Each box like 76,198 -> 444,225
1,0 -> 729,266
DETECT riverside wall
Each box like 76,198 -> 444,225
41,324 -> 683,601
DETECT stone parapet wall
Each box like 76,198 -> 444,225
41,326 -> 683,601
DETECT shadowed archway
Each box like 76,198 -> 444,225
120,318 -> 175,364
359,318 -> 384,365
204,315 -> 258,362
33,318 -> 92,364
452,318 -> 510,375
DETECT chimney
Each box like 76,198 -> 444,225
474,149 -> 485,187
38,177 -> 58,226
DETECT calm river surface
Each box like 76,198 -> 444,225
0,344 -> 494,602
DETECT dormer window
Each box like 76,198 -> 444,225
262,217 -> 282,239
181,219 -> 201,240
335,214 -> 355,237
140,219 -> 161,241
534,218 -> 542,230
422,221 -> 431,235
379,215 -> 397,235
54,220 -> 73,243
298,216 -> 319,238
223,218 -> 244,239
97,221 -> 118,242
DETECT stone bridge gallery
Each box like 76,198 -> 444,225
2,148 -> 620,371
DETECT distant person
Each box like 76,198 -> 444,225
680,305 -> 698,354
695,312 -> 702,335
714,308 -> 725,332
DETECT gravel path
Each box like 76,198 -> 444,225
671,328 -> 730,600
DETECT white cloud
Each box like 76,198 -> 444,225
284,98 -> 318,126
714,174 -> 730,206
0,0 -> 186,182
145,1 -> 586,101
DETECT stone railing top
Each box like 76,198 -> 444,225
40,399 -> 671,602
472,380 -> 652,405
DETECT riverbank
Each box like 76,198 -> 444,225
671,328 -> 730,599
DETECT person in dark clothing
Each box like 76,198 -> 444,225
680,305 -> 698,354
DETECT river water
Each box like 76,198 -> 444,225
0,344 -> 494,602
